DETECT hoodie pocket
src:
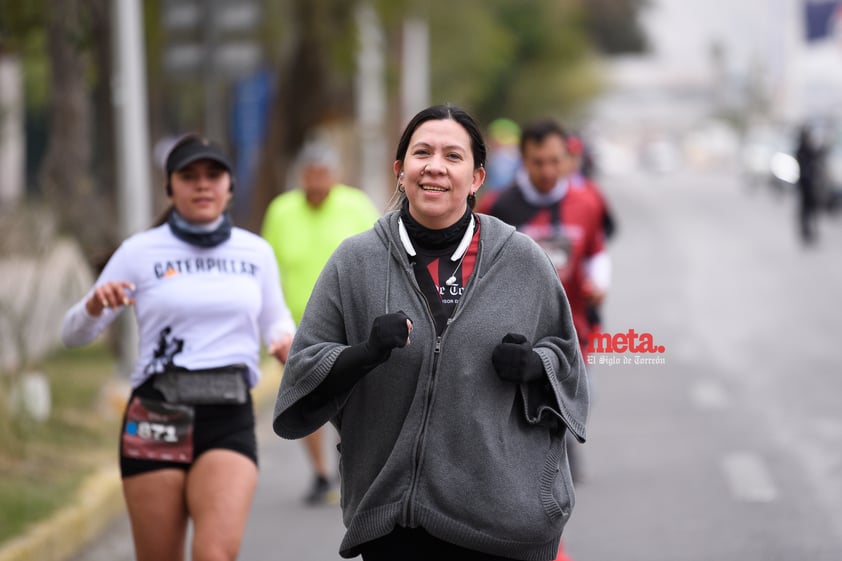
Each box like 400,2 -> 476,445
539,432 -> 575,521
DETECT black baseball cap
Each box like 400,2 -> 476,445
165,135 -> 232,176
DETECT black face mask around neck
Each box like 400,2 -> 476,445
400,198 -> 472,251
167,210 -> 232,248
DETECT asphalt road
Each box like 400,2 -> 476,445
563,167 -> 842,561
71,167 -> 842,561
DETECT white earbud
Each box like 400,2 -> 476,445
445,276 -> 456,286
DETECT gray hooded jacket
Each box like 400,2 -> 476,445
273,211 -> 589,561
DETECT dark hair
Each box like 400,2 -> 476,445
395,104 -> 487,170
519,119 -> 569,155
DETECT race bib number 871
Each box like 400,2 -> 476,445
122,396 -> 194,463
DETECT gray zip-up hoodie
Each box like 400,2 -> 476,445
273,211 -> 589,561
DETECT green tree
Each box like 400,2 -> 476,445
424,0 -> 601,125
1,0 -> 118,263
245,0 -> 615,228
582,0 -> 651,55
0,0 -> 44,51
245,0 -> 358,231
3,0 -> 650,238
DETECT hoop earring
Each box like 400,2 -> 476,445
396,179 -> 406,194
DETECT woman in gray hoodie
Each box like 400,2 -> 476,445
273,104 -> 589,561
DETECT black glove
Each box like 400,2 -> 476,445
492,333 -> 545,383
365,311 -> 412,360
310,311 -> 412,401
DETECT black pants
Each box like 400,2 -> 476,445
359,527 -> 527,561
798,185 -> 819,244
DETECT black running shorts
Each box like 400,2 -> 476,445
119,375 -> 258,478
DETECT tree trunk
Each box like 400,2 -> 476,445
89,0 -> 117,216
245,0 -> 355,232
39,0 -> 115,263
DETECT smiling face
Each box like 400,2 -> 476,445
168,159 -> 232,224
394,118 -> 486,230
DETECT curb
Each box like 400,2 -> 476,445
0,468 -> 124,561
0,361 -> 283,561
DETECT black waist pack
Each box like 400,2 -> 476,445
153,364 -> 249,405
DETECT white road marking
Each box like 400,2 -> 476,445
721,452 -> 778,503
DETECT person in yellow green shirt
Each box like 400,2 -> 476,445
261,141 -> 380,505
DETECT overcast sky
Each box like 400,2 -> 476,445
636,0 -> 842,117
642,0 -> 791,76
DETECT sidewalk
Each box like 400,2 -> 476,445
0,361 -> 283,561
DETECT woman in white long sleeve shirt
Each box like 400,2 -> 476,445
62,134 -> 295,561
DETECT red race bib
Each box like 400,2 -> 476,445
121,396 -> 195,463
